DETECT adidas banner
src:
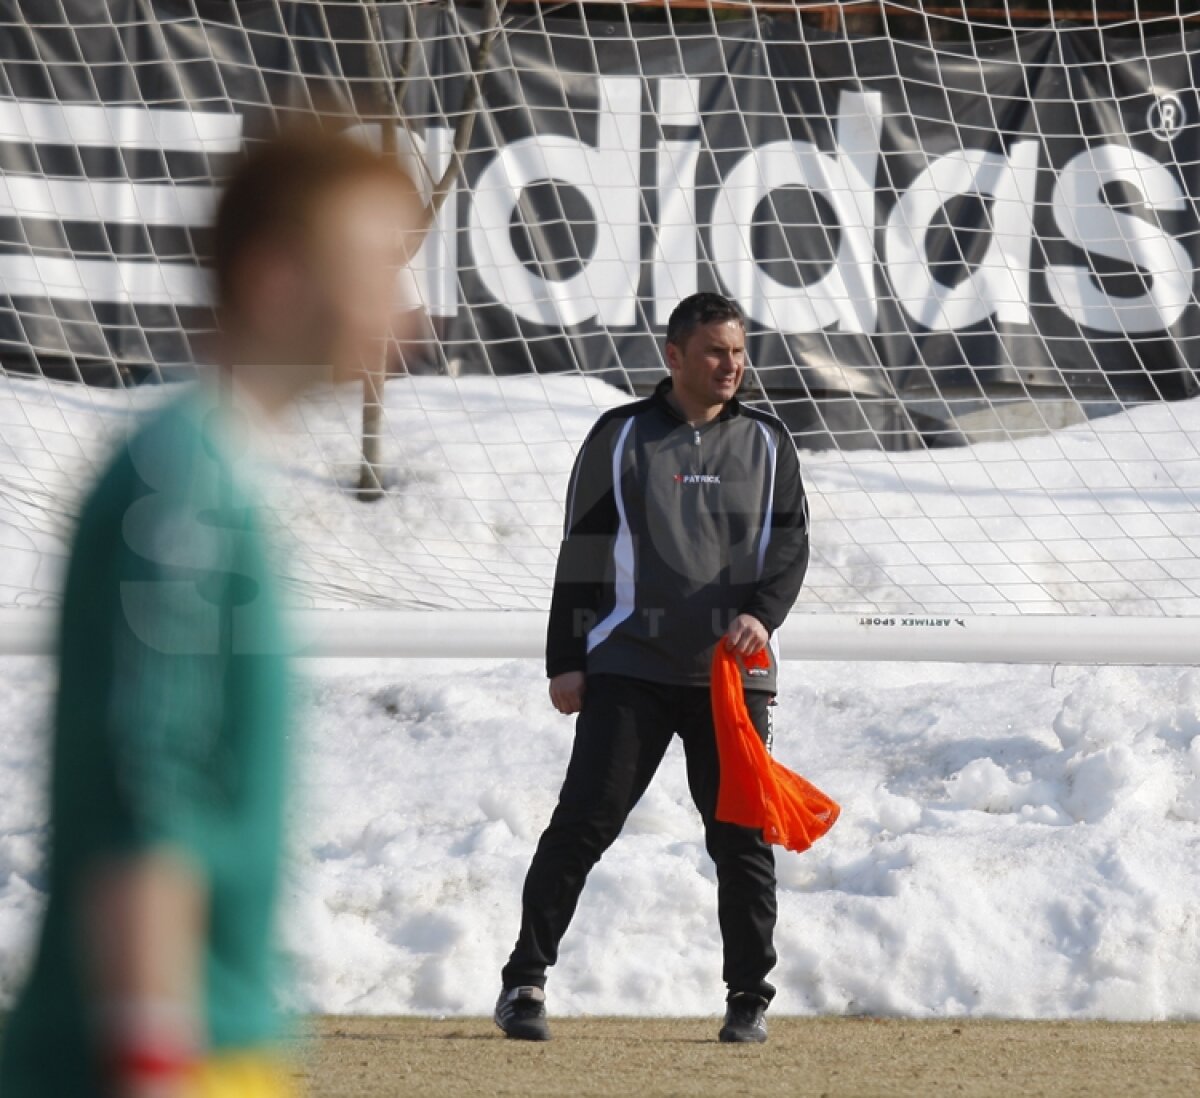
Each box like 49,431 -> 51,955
1,3 -> 1198,445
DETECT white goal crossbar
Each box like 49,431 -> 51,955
2,609 -> 1197,665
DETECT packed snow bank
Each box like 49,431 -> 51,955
7,372 -> 1200,614
0,373 -> 623,611
6,373 -> 1200,1016
3,654 -> 1200,1019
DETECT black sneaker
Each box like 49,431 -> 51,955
494,985 -> 551,1041
718,992 -> 768,1044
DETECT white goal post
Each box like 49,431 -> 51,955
4,3 -> 1200,664
3,608 -> 1199,665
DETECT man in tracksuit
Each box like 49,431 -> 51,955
495,292 -> 810,1044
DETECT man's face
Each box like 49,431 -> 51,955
665,318 -> 746,409
231,176 -> 421,393
303,178 -> 422,386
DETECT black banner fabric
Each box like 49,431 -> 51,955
2,2 -> 1199,447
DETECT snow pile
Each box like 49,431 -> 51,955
1,378 -> 155,608
0,658 -> 52,1008
801,404 -> 1200,616
1,373 -> 623,610
5,373 -> 1200,1018
7,372 -> 1200,614
3,654 -> 1200,1019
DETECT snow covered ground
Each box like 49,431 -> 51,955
3,652 -> 1200,1019
4,372 -> 1200,1019
7,371 -> 1200,616
1,372 -> 619,611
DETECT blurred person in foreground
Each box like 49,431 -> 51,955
495,292 -> 810,1045
0,126 -> 421,1098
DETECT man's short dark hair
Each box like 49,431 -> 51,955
666,292 -> 745,349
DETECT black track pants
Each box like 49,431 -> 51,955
501,674 -> 778,1001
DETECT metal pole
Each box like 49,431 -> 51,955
5,608 -> 1200,664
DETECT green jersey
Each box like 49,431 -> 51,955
0,386 -> 292,1095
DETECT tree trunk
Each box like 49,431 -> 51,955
356,0 -> 506,501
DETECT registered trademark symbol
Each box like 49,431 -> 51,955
1148,94 -> 1186,141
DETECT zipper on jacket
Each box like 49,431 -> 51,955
693,428 -> 701,446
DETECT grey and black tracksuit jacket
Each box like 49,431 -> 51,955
546,378 -> 810,694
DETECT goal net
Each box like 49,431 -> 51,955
3,2 -> 1200,654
